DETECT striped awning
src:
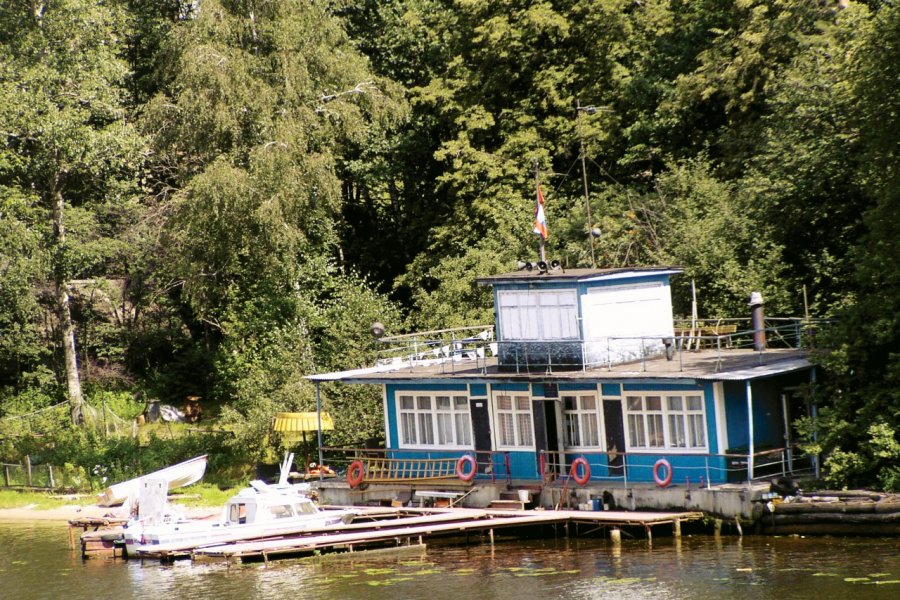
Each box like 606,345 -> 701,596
272,412 -> 334,433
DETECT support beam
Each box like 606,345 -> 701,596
746,381 -> 755,482
610,528 -> 621,545
316,382 -> 325,482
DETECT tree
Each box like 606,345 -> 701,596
0,0 -> 145,424
131,0 -> 407,447
810,1 -> 900,490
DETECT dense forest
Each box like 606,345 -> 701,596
0,0 -> 897,489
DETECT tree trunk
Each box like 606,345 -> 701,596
52,188 -> 84,425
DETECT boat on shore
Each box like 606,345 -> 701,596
96,455 -> 208,507
124,479 -> 357,557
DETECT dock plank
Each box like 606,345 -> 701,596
186,509 -> 703,561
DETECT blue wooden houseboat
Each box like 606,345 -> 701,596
309,265 -> 816,498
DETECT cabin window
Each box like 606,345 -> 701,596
229,503 -> 247,524
562,394 -> 602,448
624,393 -> 707,451
271,504 -> 294,519
494,394 -> 534,449
397,392 -> 473,449
497,289 -> 578,341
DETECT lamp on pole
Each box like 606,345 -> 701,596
576,100 -> 597,268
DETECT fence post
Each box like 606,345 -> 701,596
25,455 -> 32,487
49,465 -> 55,489
3,465 -> 8,487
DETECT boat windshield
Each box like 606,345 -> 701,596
270,504 -> 295,519
295,502 -> 317,515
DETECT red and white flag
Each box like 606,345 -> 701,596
533,184 -> 548,239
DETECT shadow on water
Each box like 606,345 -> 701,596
2,521 -> 899,600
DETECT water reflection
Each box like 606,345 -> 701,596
2,521 -> 899,600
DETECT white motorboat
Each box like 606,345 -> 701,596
123,454 -> 356,556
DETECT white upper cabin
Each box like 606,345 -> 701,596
477,267 -> 681,368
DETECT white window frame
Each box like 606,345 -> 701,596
562,393 -> 604,449
497,289 -> 579,341
396,392 -> 473,450
492,392 -> 534,450
624,392 -> 707,452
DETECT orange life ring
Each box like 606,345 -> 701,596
347,460 -> 365,488
570,457 -> 591,485
653,458 -> 673,487
456,454 -> 477,482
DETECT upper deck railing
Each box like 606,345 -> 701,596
370,318 -> 824,375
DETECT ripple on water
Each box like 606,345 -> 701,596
2,522 -> 898,600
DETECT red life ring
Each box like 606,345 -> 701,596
653,458 -> 673,487
456,454 -> 477,482
346,460 -> 365,488
570,457 -> 591,485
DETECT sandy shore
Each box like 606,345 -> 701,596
0,504 -> 125,522
0,503 -> 218,523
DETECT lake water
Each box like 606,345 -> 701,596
2,521 -> 899,599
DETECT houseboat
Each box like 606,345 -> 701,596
309,265 -> 817,517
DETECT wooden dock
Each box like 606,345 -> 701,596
133,506 -> 703,563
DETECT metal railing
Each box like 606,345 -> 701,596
538,446 -> 815,489
319,445 -> 813,488
366,318 -> 824,375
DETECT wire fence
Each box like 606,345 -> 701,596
0,457 -> 95,493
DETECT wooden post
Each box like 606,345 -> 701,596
3,464 -> 9,487
734,516 -> 743,537
49,465 -> 55,489
25,455 -> 32,487
714,518 -> 723,536
645,525 -> 652,545
489,528 -> 494,545
673,518 -> 681,538
610,528 -> 621,545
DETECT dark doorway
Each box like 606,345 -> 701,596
470,398 -> 492,474
542,400 -> 562,477
603,399 -> 626,477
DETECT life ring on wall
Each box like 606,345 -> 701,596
570,457 -> 591,485
346,460 -> 365,488
653,458 -> 673,487
456,454 -> 477,482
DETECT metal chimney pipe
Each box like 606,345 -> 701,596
749,291 -> 766,351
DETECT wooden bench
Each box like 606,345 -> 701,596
675,323 -> 739,349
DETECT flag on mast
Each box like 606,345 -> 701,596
533,183 -> 548,239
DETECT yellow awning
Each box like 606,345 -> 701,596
273,412 -> 334,433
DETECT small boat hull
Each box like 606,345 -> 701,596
97,455 -> 208,507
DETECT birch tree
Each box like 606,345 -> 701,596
0,0 -> 144,423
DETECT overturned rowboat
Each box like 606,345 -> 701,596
96,455 -> 208,507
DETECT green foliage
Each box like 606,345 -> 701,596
0,0 -> 897,490
814,422 -> 900,492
